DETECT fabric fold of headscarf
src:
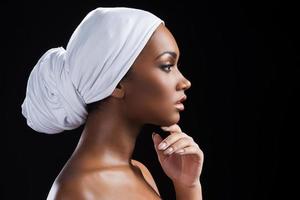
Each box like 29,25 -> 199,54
21,7 -> 164,134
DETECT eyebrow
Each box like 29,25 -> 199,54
155,51 -> 177,60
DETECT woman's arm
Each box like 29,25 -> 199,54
173,181 -> 202,200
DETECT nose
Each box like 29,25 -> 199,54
176,73 -> 191,91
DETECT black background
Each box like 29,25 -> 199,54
2,0 -> 299,199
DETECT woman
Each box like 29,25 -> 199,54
21,7 -> 204,199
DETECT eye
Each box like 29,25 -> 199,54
160,64 -> 174,72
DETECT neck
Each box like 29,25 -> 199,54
69,100 -> 142,168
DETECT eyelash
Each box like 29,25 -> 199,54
160,63 -> 179,72
161,64 -> 174,72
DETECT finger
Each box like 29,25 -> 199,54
161,124 -> 182,133
176,145 -> 204,161
162,137 -> 193,155
152,132 -> 166,158
157,132 -> 189,151
152,132 -> 163,147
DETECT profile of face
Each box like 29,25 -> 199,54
117,24 -> 191,126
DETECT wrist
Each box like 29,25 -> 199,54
173,180 -> 202,200
173,180 -> 201,189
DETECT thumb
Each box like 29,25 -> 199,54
152,132 -> 164,157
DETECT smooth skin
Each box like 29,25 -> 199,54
47,23 -> 203,200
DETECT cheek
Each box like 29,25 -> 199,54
135,75 -> 173,106
125,73 -> 179,124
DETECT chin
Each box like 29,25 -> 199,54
161,112 -> 180,126
151,107 -> 181,126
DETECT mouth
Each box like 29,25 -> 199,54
175,95 -> 187,104
174,95 -> 187,111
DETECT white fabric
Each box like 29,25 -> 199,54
21,7 -> 163,134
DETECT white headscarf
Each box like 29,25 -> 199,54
21,7 -> 164,134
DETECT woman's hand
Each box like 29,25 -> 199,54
152,124 -> 204,187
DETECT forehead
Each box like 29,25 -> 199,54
139,24 -> 180,60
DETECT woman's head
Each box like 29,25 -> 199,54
93,24 -> 191,126
21,7 -> 189,134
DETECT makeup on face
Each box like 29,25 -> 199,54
156,51 -> 179,73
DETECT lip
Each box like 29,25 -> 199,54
175,95 -> 187,104
175,103 -> 185,111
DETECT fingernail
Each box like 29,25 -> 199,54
176,149 -> 184,153
164,147 -> 173,155
152,132 -> 156,139
158,142 -> 167,150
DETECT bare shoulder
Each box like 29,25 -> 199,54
131,159 -> 160,196
46,169 -> 117,200
47,161 -> 160,199
46,178 -> 87,200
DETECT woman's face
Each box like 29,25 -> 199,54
123,24 -> 191,126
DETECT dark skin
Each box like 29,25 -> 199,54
47,24 -> 203,200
